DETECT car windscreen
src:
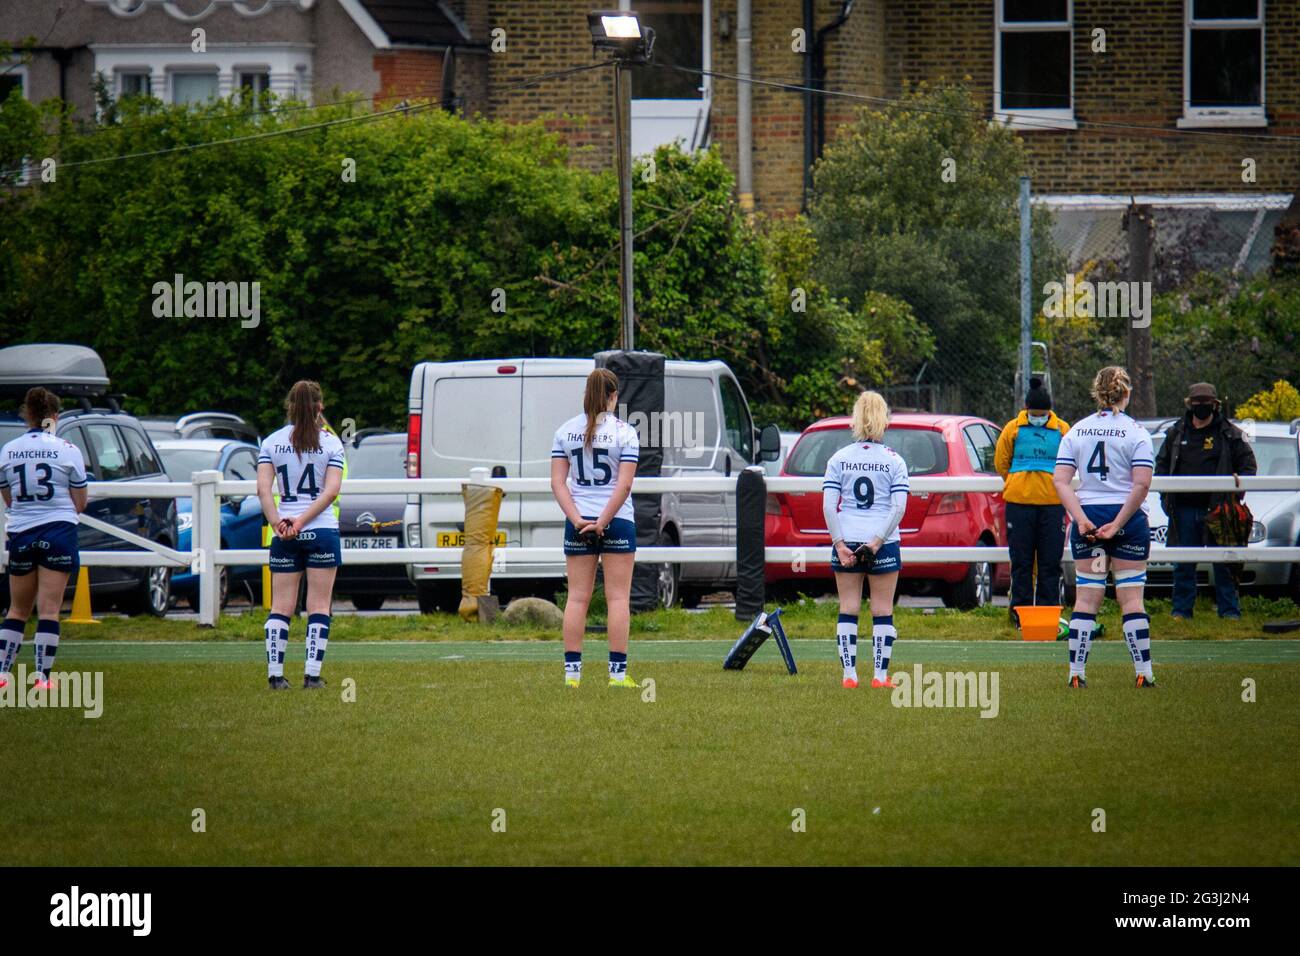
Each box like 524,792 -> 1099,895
785,426 -> 949,477
158,447 -> 221,481
1149,434 -> 1296,476
346,441 -> 406,478
1253,437 -> 1298,477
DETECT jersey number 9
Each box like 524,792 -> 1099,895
852,475 -> 875,509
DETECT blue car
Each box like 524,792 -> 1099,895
154,439 -> 263,610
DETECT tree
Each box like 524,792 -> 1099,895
810,82 -> 1062,419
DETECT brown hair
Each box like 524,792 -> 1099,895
286,380 -> 323,455
21,386 -> 60,429
583,368 -> 619,448
1091,366 -> 1131,410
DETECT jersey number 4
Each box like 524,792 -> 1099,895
12,462 -> 55,502
1086,442 -> 1109,481
277,464 -> 319,502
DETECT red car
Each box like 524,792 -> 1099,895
765,413 -> 1010,608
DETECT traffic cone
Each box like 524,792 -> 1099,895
67,567 -> 100,625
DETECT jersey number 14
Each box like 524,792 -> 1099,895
277,463 -> 319,501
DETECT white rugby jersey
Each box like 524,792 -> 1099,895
1055,410 -> 1154,511
258,424 -> 345,531
551,412 -> 639,522
822,440 -> 909,544
0,428 -> 87,533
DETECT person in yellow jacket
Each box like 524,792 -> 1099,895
995,377 -> 1070,625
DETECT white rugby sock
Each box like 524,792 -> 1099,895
836,614 -> 858,680
1068,612 -> 1096,678
34,620 -> 59,679
305,614 -> 330,678
872,615 -> 896,682
265,613 -> 290,678
1122,612 -> 1153,680
0,618 -> 24,676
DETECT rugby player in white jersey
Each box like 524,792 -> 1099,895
256,381 -> 345,690
550,368 -> 640,689
823,391 -> 910,689
0,387 -> 88,690
1053,366 -> 1157,689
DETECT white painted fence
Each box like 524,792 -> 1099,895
2,471 -> 1297,626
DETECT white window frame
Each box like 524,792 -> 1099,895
168,68 -> 221,106
91,44 -> 314,108
115,68 -> 153,99
235,66 -> 274,106
627,0 -> 713,155
1178,0 -> 1266,128
1,63 -> 32,186
993,0 -> 1076,131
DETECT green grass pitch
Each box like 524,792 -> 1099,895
5,613 -> 1299,866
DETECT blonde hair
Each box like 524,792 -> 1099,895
850,390 -> 889,442
1090,366 -> 1131,411
583,368 -> 619,448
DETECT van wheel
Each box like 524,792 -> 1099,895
351,594 -> 385,612
417,581 -> 459,614
942,543 -> 993,611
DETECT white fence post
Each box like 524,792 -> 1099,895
193,470 -> 221,627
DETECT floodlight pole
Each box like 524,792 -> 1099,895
615,58 -> 635,351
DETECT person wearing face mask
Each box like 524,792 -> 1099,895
1153,382 -> 1256,620
995,377 -> 1071,626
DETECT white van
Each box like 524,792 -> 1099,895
402,357 -> 779,612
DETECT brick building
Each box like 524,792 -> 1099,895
4,1 -> 1294,262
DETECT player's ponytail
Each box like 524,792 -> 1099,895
850,390 -> 889,442
20,386 -> 60,430
1090,366 -> 1131,411
286,380 -> 324,456
583,368 -> 619,449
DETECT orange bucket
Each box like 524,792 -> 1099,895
1014,605 -> 1062,641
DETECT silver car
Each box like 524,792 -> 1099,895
1147,420 -> 1300,600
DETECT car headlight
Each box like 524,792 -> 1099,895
407,524 -> 420,548
177,512 -> 193,533
1248,521 -> 1266,544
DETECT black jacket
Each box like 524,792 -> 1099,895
1154,411 -> 1257,546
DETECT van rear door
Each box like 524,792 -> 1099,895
519,365 -> 588,551
424,368 -> 522,541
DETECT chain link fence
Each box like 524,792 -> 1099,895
891,194 -> 1294,427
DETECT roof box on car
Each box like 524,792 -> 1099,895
0,344 -> 110,399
